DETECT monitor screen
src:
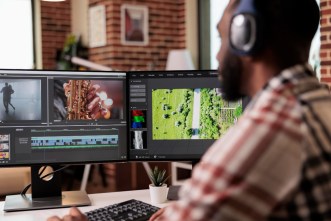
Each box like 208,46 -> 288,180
0,70 -> 127,166
127,70 -> 243,161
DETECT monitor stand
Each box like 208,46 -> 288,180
3,165 -> 91,212
167,160 -> 198,201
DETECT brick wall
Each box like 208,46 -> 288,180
320,0 -> 331,86
88,0 -> 186,71
41,1 -> 71,70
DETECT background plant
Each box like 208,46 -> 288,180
149,166 -> 169,187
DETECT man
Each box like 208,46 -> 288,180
7,84 -> 15,111
48,0 -> 326,220
0,82 -> 14,113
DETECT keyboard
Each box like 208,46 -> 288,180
85,199 -> 160,221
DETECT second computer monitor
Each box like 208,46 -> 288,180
128,70 -> 243,161
0,70 -> 127,167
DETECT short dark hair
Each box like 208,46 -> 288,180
255,0 -> 320,66
257,0 -> 319,41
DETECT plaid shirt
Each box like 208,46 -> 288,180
155,64 -> 331,221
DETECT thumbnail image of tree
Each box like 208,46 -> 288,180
152,89 -> 193,139
199,88 -> 242,139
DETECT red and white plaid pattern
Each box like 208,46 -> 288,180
155,64 -> 331,221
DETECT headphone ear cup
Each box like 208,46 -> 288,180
230,14 -> 258,55
229,0 -> 260,55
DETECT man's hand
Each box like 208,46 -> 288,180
149,207 -> 166,221
86,84 -> 102,119
63,82 -> 111,120
87,84 -> 112,119
47,207 -> 88,221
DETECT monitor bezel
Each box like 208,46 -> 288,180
127,69 -> 241,162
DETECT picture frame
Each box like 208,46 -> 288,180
121,4 -> 149,46
89,5 -> 107,48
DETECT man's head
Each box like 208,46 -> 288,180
5,83 -> 8,86
217,0 -> 320,101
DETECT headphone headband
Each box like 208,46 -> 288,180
234,0 -> 256,15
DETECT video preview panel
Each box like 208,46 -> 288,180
152,88 -> 241,140
0,79 -> 42,122
53,79 -> 125,122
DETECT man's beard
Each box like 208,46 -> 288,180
218,52 -> 244,101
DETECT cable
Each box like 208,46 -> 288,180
20,165 -> 70,196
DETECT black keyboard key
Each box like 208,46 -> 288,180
85,199 -> 160,221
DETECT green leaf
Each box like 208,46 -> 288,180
149,166 -> 169,186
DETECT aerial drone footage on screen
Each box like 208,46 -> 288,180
152,88 -> 242,140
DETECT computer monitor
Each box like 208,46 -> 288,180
127,70 -> 245,162
0,69 -> 127,211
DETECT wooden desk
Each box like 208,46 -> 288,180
0,189 -> 171,221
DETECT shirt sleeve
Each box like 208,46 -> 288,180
155,96 -> 306,221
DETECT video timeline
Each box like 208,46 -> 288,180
31,134 -> 119,150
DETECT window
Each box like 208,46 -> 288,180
309,0 -> 321,80
198,0 -> 230,69
0,0 -> 34,69
209,0 -> 229,69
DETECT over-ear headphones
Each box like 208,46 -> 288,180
229,0 -> 261,55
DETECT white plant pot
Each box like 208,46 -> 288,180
149,184 -> 168,204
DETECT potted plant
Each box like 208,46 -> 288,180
148,166 -> 169,204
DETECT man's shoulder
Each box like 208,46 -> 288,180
250,87 -> 301,117
243,88 -> 303,134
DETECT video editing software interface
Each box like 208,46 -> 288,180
0,70 -> 127,166
128,71 -> 243,160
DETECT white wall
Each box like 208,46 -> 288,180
71,0 -> 89,46
34,0 -> 42,69
186,0 -> 198,69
